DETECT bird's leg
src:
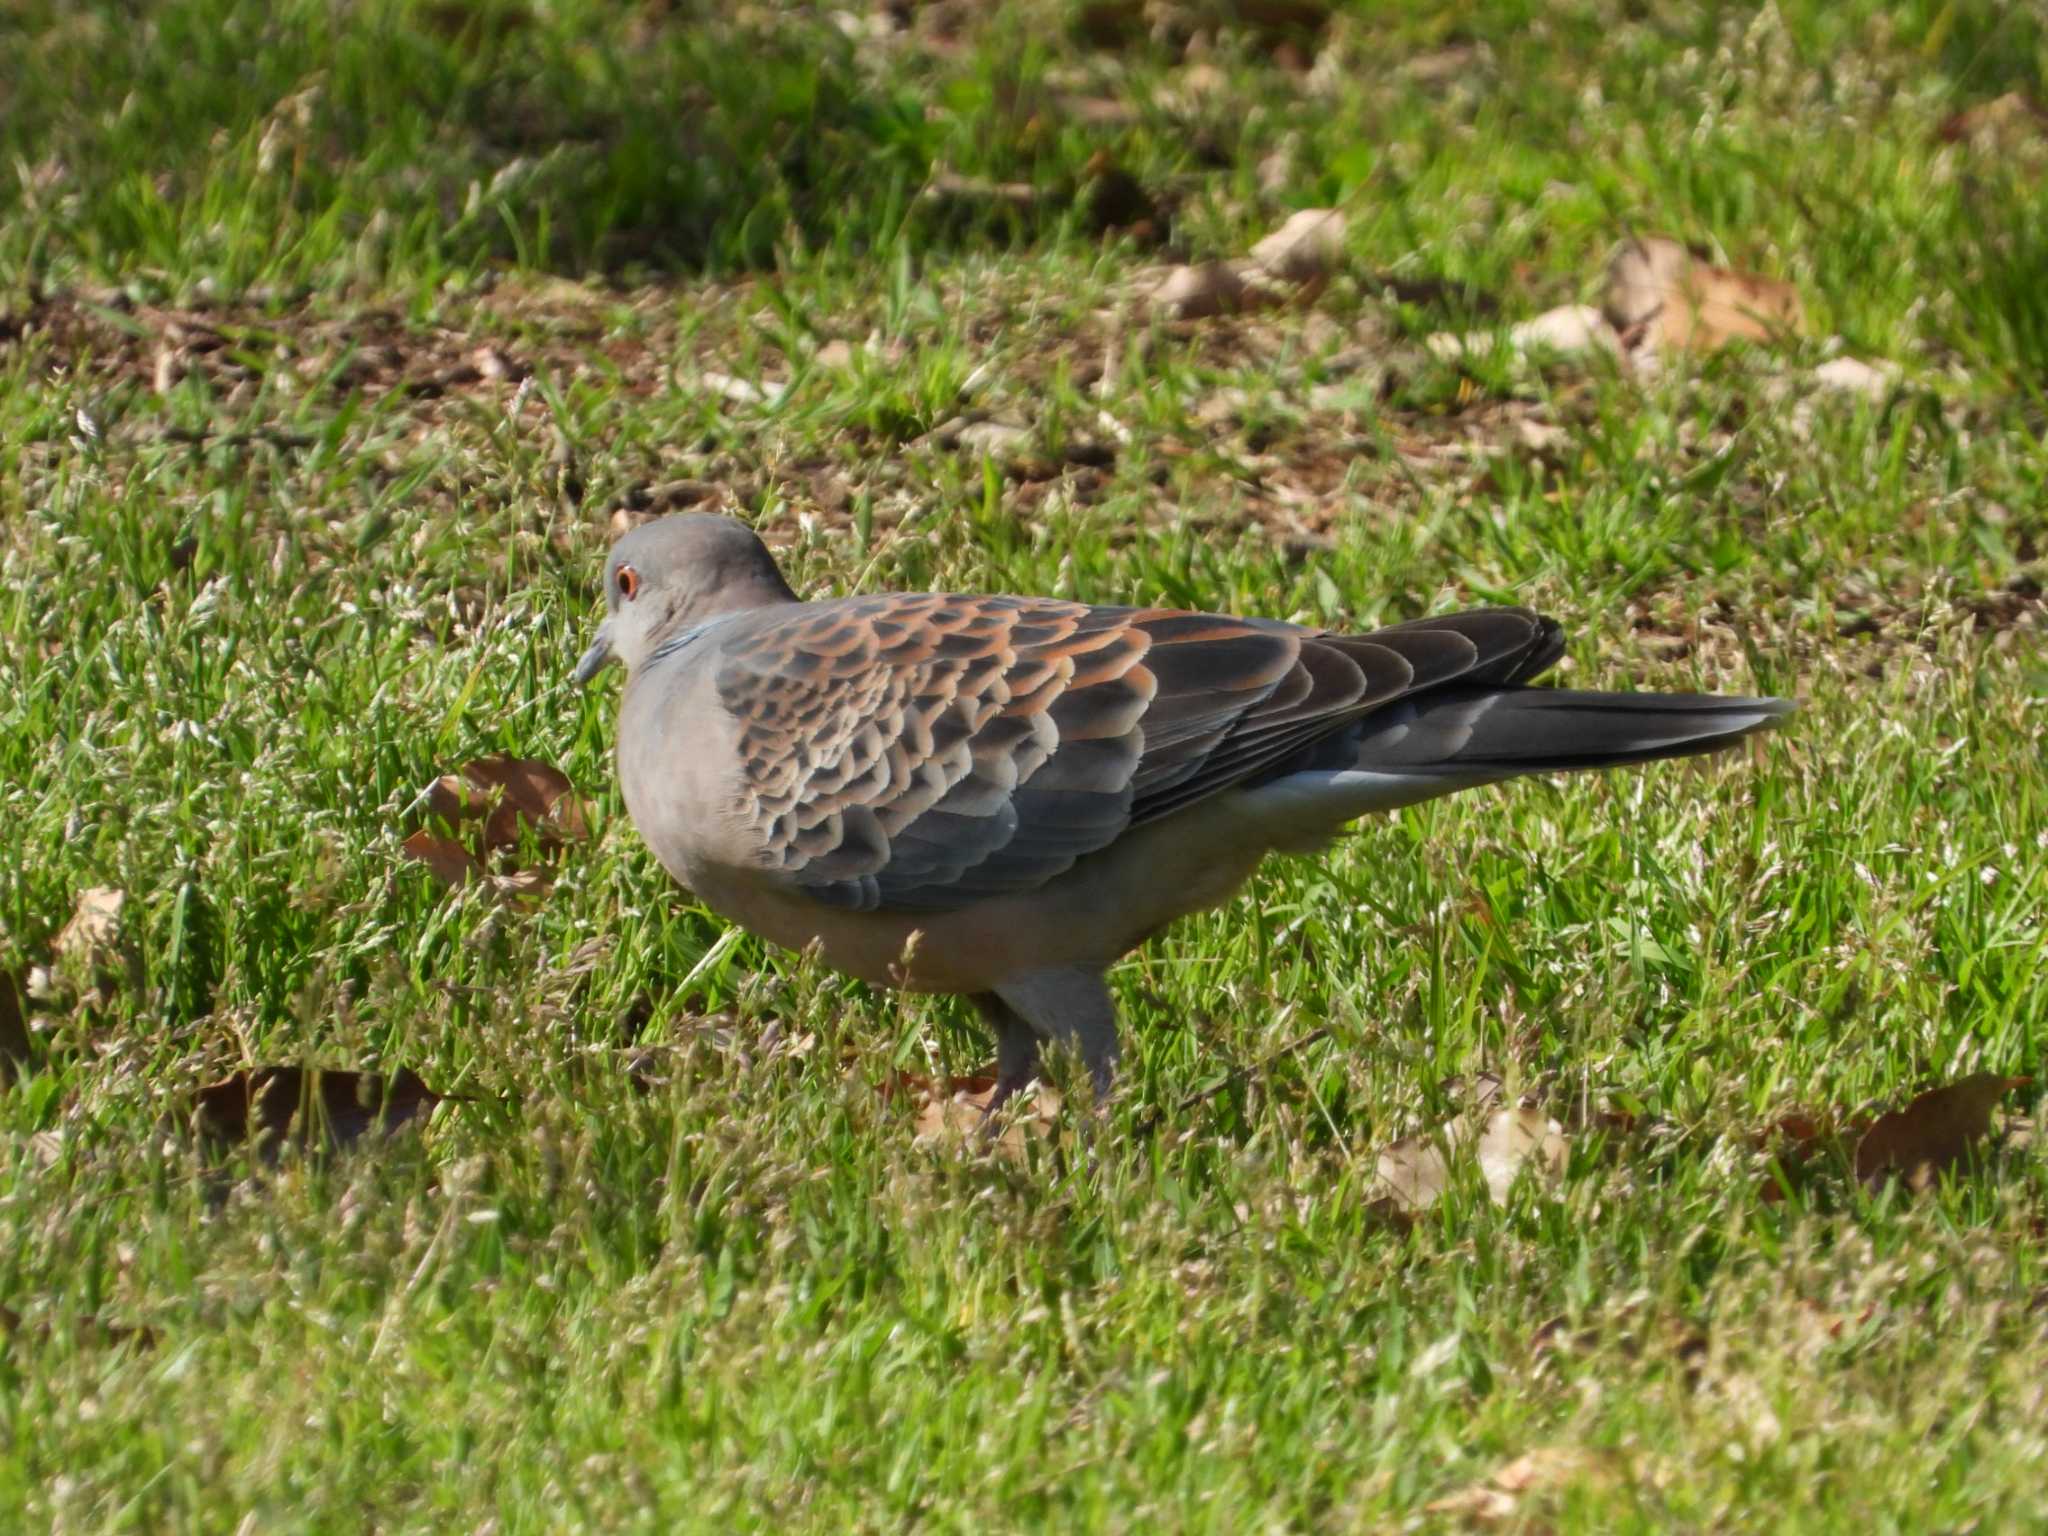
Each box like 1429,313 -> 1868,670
970,992 -> 1041,1127
990,967 -> 1120,1104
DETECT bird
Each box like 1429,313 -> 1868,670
575,514 -> 1792,1117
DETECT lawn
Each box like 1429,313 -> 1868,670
2,0 -> 2045,1529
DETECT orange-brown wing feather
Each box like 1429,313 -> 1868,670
709,593 -> 1558,912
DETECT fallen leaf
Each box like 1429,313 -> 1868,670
1374,1099 -> 1567,1215
1250,207 -> 1346,283
402,830 -> 480,887
882,1068 -> 1059,1157
460,755 -> 588,847
192,1066 -> 446,1149
1374,1127 -> 1457,1214
1476,1105 -> 1570,1204
1603,234 -> 1691,331
1427,1446 -> 1623,1523
54,887 -> 125,969
1853,1073 -> 2028,1188
49,886 -> 140,1001
1604,235 -> 1804,353
409,757 -> 588,891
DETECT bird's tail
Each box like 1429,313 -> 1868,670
1239,683 -> 1793,848
1351,686 -> 1796,775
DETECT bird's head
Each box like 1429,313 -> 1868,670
573,514 -> 798,683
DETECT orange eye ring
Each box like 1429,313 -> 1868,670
617,564 -> 640,601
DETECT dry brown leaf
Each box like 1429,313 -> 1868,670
1374,1099 -> 1567,1216
193,1066 -> 445,1149
1603,234 -> 1691,331
1853,1073 -> 2028,1188
1427,1446 -> 1623,1523
1477,1105 -> 1570,1203
1605,236 -> 1804,353
883,1069 -> 1059,1157
401,830 -> 480,887
50,885 -> 141,1001
409,757 -> 588,891
461,755 -> 588,846
1374,1129 -> 1457,1214
54,887 -> 125,969
1250,207 -> 1346,283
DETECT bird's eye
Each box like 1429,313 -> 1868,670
617,565 -> 640,601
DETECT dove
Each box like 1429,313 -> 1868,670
575,514 -> 1791,1116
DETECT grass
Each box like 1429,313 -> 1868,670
2,0 -> 2046,1529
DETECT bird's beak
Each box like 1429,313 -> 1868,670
572,624 -> 614,686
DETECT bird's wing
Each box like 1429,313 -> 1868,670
708,592 -> 1559,912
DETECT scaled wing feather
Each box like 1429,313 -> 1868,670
708,594 -> 1559,912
